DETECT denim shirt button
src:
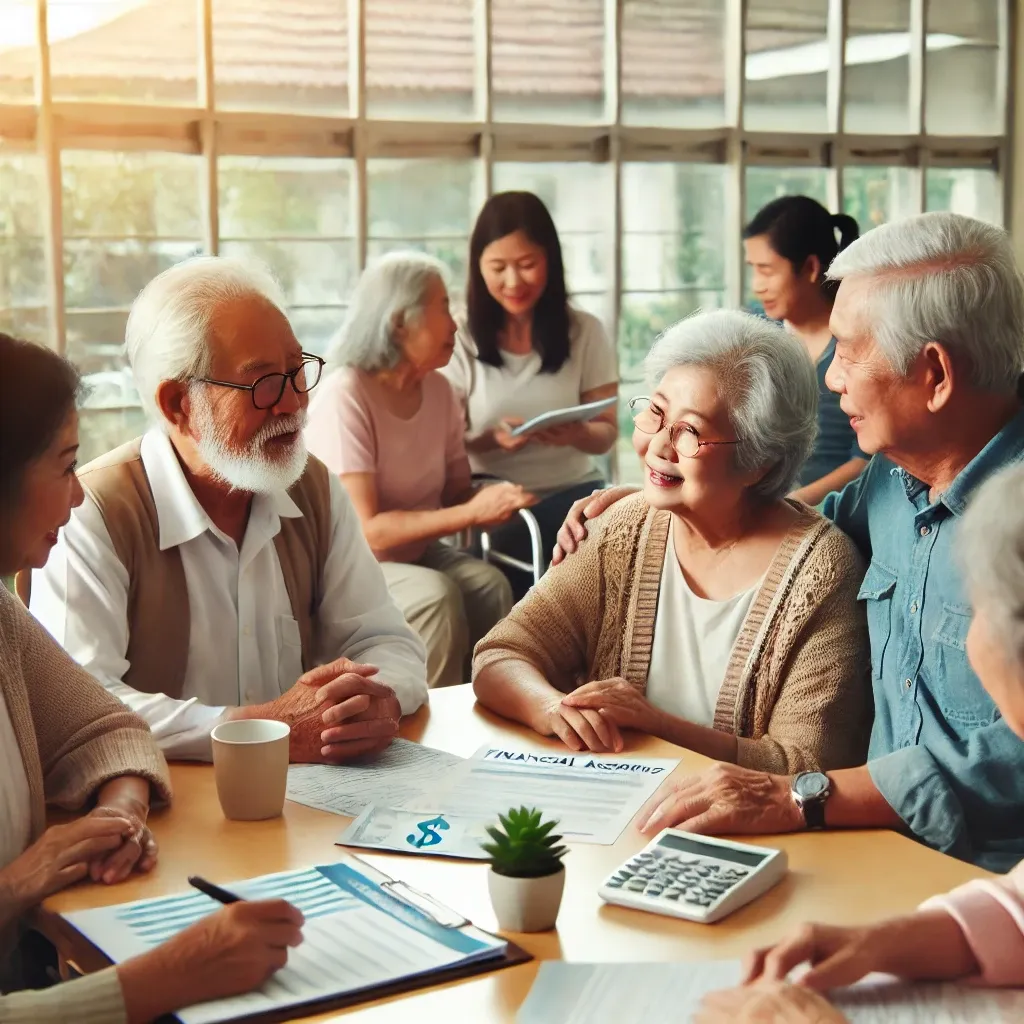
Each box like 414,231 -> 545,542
919,525 -> 931,537
905,678 -> 913,690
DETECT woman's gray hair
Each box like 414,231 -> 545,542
329,251 -> 449,372
126,255 -> 288,424
827,212 -> 1024,392
644,309 -> 818,502
959,461 -> 1024,670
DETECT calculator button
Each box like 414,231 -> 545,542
696,867 -> 711,877
663,888 -> 681,900
606,878 -> 624,888
627,880 -> 647,892
647,885 -> 664,896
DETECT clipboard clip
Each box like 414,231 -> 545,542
380,879 -> 469,929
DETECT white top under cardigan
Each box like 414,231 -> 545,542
646,542 -> 759,727
0,693 -> 32,873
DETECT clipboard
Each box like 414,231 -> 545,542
507,397 -> 617,437
60,856 -> 532,1024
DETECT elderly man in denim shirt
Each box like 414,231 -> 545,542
552,212 -> 1024,871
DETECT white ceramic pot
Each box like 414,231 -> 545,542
487,866 -> 566,933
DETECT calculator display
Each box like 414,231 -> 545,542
658,833 -> 769,867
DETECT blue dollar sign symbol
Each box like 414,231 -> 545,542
406,815 -> 451,849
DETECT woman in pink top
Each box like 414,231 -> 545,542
697,460 -> 1024,1022
306,253 -> 532,689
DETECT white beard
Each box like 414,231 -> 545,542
191,391 -> 308,494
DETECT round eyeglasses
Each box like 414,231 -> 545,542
628,396 -> 741,459
196,354 -> 325,410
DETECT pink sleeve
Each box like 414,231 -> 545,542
919,863 -> 1024,986
305,372 -> 378,476
441,376 -> 468,467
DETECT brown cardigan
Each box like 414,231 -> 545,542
474,494 -> 872,774
0,584 -> 171,844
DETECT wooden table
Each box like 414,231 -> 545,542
40,685 -> 988,1022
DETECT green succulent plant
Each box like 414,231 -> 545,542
482,806 -> 568,879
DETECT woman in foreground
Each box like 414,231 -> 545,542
473,310 -> 871,774
0,334 -> 302,1023
698,461 -> 1024,1021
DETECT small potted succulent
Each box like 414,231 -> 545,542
482,806 -> 568,932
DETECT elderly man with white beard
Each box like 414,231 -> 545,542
30,256 -> 428,763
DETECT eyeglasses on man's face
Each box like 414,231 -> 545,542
196,354 -> 325,410
628,396 -> 741,459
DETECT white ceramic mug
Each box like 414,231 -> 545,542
210,719 -> 291,821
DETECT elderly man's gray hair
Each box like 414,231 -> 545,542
960,461 -> 1024,670
828,212 -> 1024,392
126,255 -> 288,424
645,309 -> 818,502
330,252 -> 449,373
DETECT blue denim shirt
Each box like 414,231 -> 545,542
822,408 -> 1024,872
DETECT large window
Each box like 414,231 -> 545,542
0,0 -> 1012,471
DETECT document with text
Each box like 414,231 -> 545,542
437,746 -> 680,845
66,860 -> 507,1024
517,962 -> 1024,1024
286,739 -> 466,817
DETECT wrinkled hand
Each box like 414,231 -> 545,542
743,913 -> 978,991
635,762 -> 804,836
551,485 -> 639,566
468,481 -> 535,529
118,900 -> 305,1018
532,421 -> 589,448
561,678 -> 663,735
86,802 -> 157,885
696,983 -> 847,1024
0,816 -> 133,912
493,419 -> 532,452
539,695 -> 623,753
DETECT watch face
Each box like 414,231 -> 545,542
794,772 -> 829,801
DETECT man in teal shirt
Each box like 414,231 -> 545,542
554,212 -> 1024,870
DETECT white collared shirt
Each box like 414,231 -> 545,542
30,429 -> 428,761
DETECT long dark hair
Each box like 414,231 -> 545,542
466,191 -> 572,373
0,333 -> 81,507
744,196 -> 859,302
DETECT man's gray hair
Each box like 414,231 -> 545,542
125,255 -> 288,424
827,212 -> 1024,392
960,461 -> 1024,670
645,309 -> 818,502
329,252 -> 448,372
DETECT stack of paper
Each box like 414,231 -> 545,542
517,962 -> 1024,1024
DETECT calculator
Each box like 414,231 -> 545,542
598,829 -> 788,924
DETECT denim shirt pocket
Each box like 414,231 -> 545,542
857,560 -> 898,682
931,603 -> 999,731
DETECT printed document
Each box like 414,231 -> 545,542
517,962 -> 1024,1024
339,806 -> 492,860
436,746 -> 679,845
286,739 -> 465,817
66,861 -> 506,1024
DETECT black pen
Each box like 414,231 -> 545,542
188,875 -> 243,905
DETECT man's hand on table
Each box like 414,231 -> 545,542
228,657 -> 401,763
636,762 -> 804,836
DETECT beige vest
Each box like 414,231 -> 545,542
78,437 -> 332,700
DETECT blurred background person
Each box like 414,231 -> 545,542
744,196 -> 866,506
307,253 -> 529,688
443,191 -> 619,597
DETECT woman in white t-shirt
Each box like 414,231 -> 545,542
442,191 -> 619,595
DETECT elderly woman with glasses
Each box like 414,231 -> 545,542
473,309 -> 871,772
306,252 -> 533,689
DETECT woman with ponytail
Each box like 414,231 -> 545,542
744,196 -> 867,505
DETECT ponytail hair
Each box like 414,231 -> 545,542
744,196 -> 860,302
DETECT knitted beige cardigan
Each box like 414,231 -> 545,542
0,584 -> 171,1024
475,494 -> 872,774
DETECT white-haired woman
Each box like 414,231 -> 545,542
306,253 -> 531,689
473,309 -> 871,771
699,461 -> 1024,1023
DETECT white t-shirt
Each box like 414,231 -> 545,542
645,542 -> 759,727
441,309 -> 618,494
0,692 -> 32,871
